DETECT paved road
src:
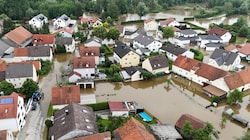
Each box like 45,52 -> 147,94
16,54 -> 73,140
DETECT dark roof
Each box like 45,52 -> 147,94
205,43 -> 224,48
5,63 -> 34,78
33,13 -> 47,21
199,35 -> 221,40
58,14 -> 70,21
210,48 -> 239,66
113,40 -> 131,58
49,103 -> 98,140
0,40 -> 11,57
85,36 -> 102,44
72,132 -> 111,140
149,124 -> 182,140
175,114 -> 205,130
55,37 -> 73,45
124,66 -> 142,76
29,46 -> 51,57
0,71 -> 5,82
148,56 -> 169,70
176,36 -> 199,41
179,29 -> 197,35
164,45 -> 186,56
133,34 -> 155,46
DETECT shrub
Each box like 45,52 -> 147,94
86,102 -> 109,111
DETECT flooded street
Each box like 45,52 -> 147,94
81,74 -> 250,139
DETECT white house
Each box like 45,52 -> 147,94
133,34 -> 162,52
52,27 -> 74,37
120,66 -> 143,82
108,102 -> 129,117
142,55 -> 169,74
144,19 -> 158,31
238,43 -> 250,60
0,92 -> 26,132
173,29 -> 199,45
29,14 -> 48,29
55,37 -> 75,53
159,45 -> 187,61
206,26 -> 232,43
53,14 -> 71,29
84,36 -> 102,47
198,34 -> 223,49
159,17 -> 180,28
5,63 -> 38,88
208,48 -> 241,71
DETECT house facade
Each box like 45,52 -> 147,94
198,35 -> 223,49
53,14 -> 71,29
238,43 -> 250,60
55,37 -> 75,53
0,92 -> 26,132
108,102 -> 129,117
84,36 -> 102,47
173,29 -> 198,45
29,14 -> 48,29
120,66 -> 143,82
142,55 -> 169,74
72,56 -> 96,79
160,45 -> 187,61
144,19 -> 158,31
159,17 -> 180,28
133,34 -> 162,52
206,26 -> 232,43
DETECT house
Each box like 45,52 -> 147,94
114,117 -> 156,140
79,46 -> 100,65
108,101 -> 129,117
9,60 -> 41,71
5,63 -> 37,88
142,55 -> 169,74
0,92 -> 26,131
174,29 -> 198,45
198,34 -> 223,50
133,34 -> 162,52
32,34 -> 55,47
159,17 -> 180,28
53,14 -> 71,29
160,45 -> 187,61
208,48 -> 241,71
2,26 -> 33,48
51,85 -> 81,109
55,37 -> 75,53
88,17 -> 103,27
71,56 -> 96,80
144,19 -> 158,31
206,26 -> 232,43
135,48 -> 151,56
28,14 -> 48,29
12,46 -> 53,62
203,43 -> 224,51
225,44 -> 242,53
120,66 -> 143,82
0,40 -> 13,58
52,26 -> 74,37
72,132 -> 111,140
49,103 -> 98,140
0,129 -> 15,140
84,36 -> 102,47
113,41 -> 140,68
175,114 -> 205,132
123,26 -> 139,40
172,55 -> 229,86
149,124 -> 182,140
238,43 -> 250,60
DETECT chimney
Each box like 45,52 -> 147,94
65,109 -> 69,115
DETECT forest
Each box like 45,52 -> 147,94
1,0 -> 250,21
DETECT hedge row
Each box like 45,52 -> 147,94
86,102 -> 109,111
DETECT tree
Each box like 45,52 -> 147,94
107,64 -> 121,75
107,28 -> 120,40
140,70 -> 156,80
105,1 -> 120,19
181,121 -> 194,139
92,26 -> 107,39
238,26 -> 249,37
20,79 -> 39,99
163,27 -> 174,39
110,73 -> 123,82
237,132 -> 250,140
226,89 -> 244,105
55,45 -> 66,54
136,2 -> 148,17
0,80 -> 15,95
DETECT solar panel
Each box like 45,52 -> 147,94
0,98 -> 14,104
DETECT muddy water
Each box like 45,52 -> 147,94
81,74 -> 249,139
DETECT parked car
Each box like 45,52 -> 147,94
31,102 -> 37,110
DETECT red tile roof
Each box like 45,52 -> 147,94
114,117 -> 156,140
72,132 -> 111,140
224,68 -> 250,90
89,17 -> 101,24
109,101 -> 128,112
51,85 -> 80,105
53,26 -> 74,35
175,114 -> 205,130
5,26 -> 32,45
206,26 -> 228,37
159,17 -> 175,25
144,18 -> 155,24
0,92 -> 19,119
79,46 -> 100,57
174,55 -> 229,81
0,59 -> 6,71
0,130 -> 7,140
238,43 -> 250,55
13,48 -> 29,57
32,34 -> 55,45
72,56 -> 95,69
79,17 -> 89,23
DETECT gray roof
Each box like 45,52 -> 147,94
58,14 -> 70,21
164,45 -> 186,56
139,48 -> 151,53
29,46 -> 51,57
55,37 -> 73,45
133,34 -> 155,46
85,36 -> 102,44
0,71 -> 5,82
180,29 -> 197,35
113,40 -> 131,58
149,124 -> 182,140
210,48 -> 239,66
177,36 -> 199,41
148,55 -> 169,70
0,40 -> 12,57
5,64 -> 34,78
124,66 -> 142,76
49,103 -> 98,140
199,34 -> 222,40
205,43 -> 224,48
34,14 -> 47,21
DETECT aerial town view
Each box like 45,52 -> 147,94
1,0 -> 250,140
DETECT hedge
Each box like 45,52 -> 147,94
86,102 -> 109,111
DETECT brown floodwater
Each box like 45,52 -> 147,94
81,74 -> 250,139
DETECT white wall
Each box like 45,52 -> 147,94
111,111 -> 129,117
85,41 -> 102,47
74,68 -> 95,79
0,119 -> 18,132
221,32 -> 232,43
147,41 -> 162,52
131,71 -> 143,82
69,74 -> 81,83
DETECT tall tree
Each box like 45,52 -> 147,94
92,26 -> 107,39
106,28 -> 120,40
163,27 -> 174,39
136,2 -> 148,17
0,80 -> 15,95
20,79 -> 39,99
227,89 -> 244,105
105,1 -> 120,19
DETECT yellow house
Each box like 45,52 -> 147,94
113,41 -> 140,68
142,55 -> 169,74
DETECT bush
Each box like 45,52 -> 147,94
37,60 -> 52,75
45,119 -> 53,128
86,102 -> 109,111
190,48 -> 204,61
